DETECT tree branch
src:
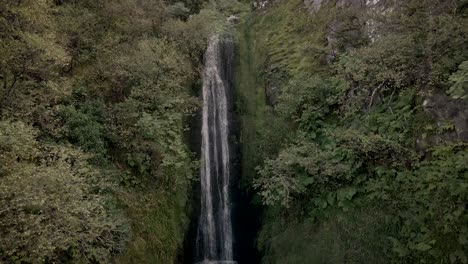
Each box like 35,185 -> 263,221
368,81 -> 385,110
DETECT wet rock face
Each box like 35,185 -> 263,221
423,92 -> 468,143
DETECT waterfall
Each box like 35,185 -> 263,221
196,35 -> 236,264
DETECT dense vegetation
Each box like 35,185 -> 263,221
236,0 -> 468,263
0,0 -> 249,263
1,0 -> 467,263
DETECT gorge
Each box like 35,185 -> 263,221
0,1 -> 467,264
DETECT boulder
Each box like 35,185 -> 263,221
227,15 -> 240,24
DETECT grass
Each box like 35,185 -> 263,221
251,0 -> 332,76
235,14 -> 269,188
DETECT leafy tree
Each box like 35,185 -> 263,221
0,0 -> 69,115
0,0 -> 236,262
0,121 -> 128,263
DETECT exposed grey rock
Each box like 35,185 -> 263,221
265,83 -> 279,106
305,0 -> 396,62
304,0 -> 324,14
423,91 -> 468,143
254,0 -> 273,10
336,0 -> 366,9
364,0 -> 398,42
227,15 -> 240,24
326,3 -> 367,63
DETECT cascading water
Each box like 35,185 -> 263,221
196,35 -> 237,264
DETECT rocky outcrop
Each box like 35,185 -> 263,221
227,15 -> 240,24
305,0 -> 389,14
327,1 -> 367,62
253,0 -> 274,10
304,0 -> 395,62
423,92 -> 468,143
337,0 -> 366,8
304,0 -> 324,14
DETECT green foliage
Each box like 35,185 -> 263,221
235,14 -> 291,189
448,61 -> 468,100
0,121 -> 128,263
254,141 -> 352,207
115,188 -> 190,264
0,0 -> 248,262
59,102 -> 107,162
257,207 -> 398,264
238,0 -> 468,263
207,0 -> 251,16
277,75 -> 346,133
103,35 -> 199,183
0,121 -> 38,169
162,9 -> 222,58
0,0 -> 69,116
383,146 -> 468,263
167,2 -> 190,20
249,0 -> 329,76
337,34 -> 423,90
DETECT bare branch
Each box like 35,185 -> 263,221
368,81 -> 385,110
